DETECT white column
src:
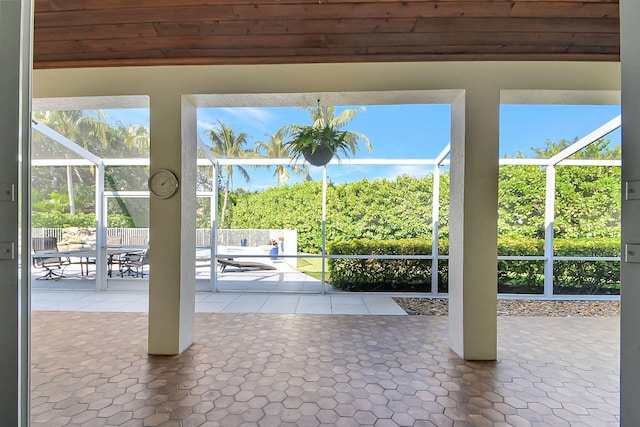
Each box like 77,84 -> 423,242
448,89 -> 498,360
432,144 -> 451,295
0,0 -> 31,423
431,163 -> 441,294
620,0 -> 640,424
95,163 -> 107,291
147,95 -> 197,354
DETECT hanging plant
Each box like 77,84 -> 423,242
284,100 -> 371,167
287,125 -> 350,166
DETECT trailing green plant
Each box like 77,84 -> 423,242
286,125 -> 350,165
281,103 -> 371,166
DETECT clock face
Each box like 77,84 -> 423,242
149,169 -> 179,199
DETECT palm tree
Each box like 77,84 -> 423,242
255,129 -> 310,186
34,110 -> 110,151
121,124 -> 150,156
33,110 -> 111,214
207,120 -> 254,228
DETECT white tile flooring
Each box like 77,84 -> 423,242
31,290 -> 408,315
31,258 -> 408,315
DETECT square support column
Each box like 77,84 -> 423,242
0,0 -> 32,423
148,95 -> 197,355
620,0 -> 640,424
448,90 -> 498,360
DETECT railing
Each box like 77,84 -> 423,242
32,227 -> 148,246
32,228 -> 65,242
31,228 -> 618,297
32,228 -> 296,248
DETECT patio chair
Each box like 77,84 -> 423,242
106,236 -> 123,276
119,249 -> 149,278
128,236 -> 147,246
107,236 -> 122,245
32,237 -> 71,280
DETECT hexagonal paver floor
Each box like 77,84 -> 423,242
31,312 -> 619,426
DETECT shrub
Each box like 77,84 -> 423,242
328,239 -> 436,292
32,212 -> 96,228
32,212 -> 135,228
329,236 -> 619,295
553,237 -> 620,295
496,236 -> 545,293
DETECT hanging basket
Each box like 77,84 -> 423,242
302,144 -> 334,166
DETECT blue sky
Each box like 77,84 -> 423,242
107,103 -> 621,190
197,104 -> 452,160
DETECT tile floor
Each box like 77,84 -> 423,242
31,290 -> 408,315
31,256 -> 409,316
31,308 -> 620,426
32,257 -> 331,294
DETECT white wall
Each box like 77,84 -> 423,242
620,0 -> 640,424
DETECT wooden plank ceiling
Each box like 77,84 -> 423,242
33,0 -> 620,69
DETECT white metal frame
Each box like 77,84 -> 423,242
32,114 -> 621,297
209,114 -> 621,297
32,120 -> 108,290
503,115 -> 621,297
197,137 -> 219,291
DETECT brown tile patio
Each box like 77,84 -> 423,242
31,311 -> 619,426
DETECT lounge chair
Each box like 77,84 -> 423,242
217,258 -> 276,273
32,237 -> 71,280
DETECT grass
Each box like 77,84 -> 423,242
296,254 -> 330,281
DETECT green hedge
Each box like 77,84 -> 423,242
553,237 -> 620,295
495,237 -> 620,294
32,212 -> 135,228
328,237 -> 620,295
496,236 -> 544,293
328,239 -> 443,292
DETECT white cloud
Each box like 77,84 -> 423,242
197,107 -> 280,143
327,164 -> 435,185
197,119 -> 218,133
222,107 -> 275,129
387,164 -> 435,178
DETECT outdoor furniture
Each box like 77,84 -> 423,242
75,252 -> 96,276
106,236 -> 124,276
107,236 -> 122,245
70,248 -> 132,277
32,237 -> 71,280
119,249 -> 149,277
128,236 -> 147,246
217,258 -> 276,273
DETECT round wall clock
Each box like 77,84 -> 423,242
148,169 -> 179,199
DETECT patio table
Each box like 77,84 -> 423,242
32,248 -> 137,279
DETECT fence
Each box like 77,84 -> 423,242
32,228 -> 295,248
